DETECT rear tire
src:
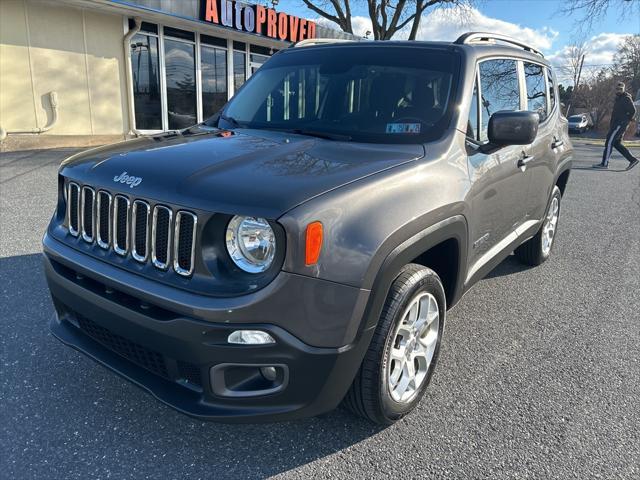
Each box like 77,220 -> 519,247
343,264 -> 446,425
515,185 -> 561,266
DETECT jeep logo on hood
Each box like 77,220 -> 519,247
113,171 -> 142,188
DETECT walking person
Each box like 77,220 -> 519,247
594,81 -> 638,170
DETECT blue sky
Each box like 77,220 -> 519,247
280,0 -> 639,83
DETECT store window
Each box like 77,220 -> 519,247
131,33 -> 162,130
164,28 -> 197,129
250,45 -> 271,75
233,42 -> 247,93
129,21 -> 274,131
201,38 -> 228,119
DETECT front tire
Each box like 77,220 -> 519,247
515,185 -> 561,266
343,264 -> 446,424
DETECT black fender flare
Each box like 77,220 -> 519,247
358,215 -> 468,334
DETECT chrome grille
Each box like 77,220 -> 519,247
81,186 -> 95,242
64,181 -> 198,277
132,200 -> 150,262
96,191 -> 112,249
67,182 -> 80,236
113,195 -> 130,255
152,206 -> 172,270
174,211 -> 197,276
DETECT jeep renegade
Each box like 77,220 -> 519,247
43,33 -> 573,424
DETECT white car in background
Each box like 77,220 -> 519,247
568,114 -> 591,133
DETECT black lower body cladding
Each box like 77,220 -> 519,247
43,233 -> 373,422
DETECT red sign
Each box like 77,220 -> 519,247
203,0 -> 316,42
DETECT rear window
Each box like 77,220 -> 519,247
216,46 -> 460,144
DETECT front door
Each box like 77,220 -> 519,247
465,59 -> 530,268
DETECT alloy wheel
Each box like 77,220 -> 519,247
541,196 -> 559,256
387,292 -> 440,403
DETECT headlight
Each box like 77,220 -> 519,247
225,216 -> 276,273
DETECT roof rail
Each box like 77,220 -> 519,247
291,38 -> 355,48
454,32 -> 544,57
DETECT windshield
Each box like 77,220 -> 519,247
212,46 -> 459,144
569,115 -> 583,121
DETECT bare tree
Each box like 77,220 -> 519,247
560,0 -> 640,31
579,69 -> 618,129
556,38 -> 588,115
613,34 -> 640,93
301,0 -> 470,40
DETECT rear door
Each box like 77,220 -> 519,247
521,62 -> 563,221
465,58 -> 530,268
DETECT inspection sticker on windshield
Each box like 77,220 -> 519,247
386,123 -> 421,134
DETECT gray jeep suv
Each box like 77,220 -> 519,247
43,33 -> 572,424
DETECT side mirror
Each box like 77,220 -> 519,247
488,111 -> 539,146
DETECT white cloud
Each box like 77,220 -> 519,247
548,33 -> 631,85
411,7 -> 558,51
314,7 -> 633,87
315,7 -> 558,51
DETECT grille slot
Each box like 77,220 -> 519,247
152,206 -> 172,269
174,211 -> 197,276
132,200 -> 150,262
96,191 -> 112,249
76,314 -> 169,379
69,311 -> 202,389
81,186 -> 95,243
67,183 -> 80,236
113,195 -> 130,255
177,361 -> 202,386
63,181 -> 199,277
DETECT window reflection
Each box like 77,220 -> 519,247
131,34 -> 161,130
165,38 -> 197,129
467,78 -> 479,140
479,59 -> 520,141
524,62 -> 547,121
201,46 -> 227,119
250,53 -> 269,75
233,50 -> 247,93
547,67 -> 556,111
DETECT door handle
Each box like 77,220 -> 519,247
552,138 -> 564,149
517,155 -> 535,168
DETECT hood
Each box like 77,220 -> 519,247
60,127 -> 425,218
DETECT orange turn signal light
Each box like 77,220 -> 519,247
305,221 -> 323,266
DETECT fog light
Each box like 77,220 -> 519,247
227,330 -> 275,345
260,366 -> 278,381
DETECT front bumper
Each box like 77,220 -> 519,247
43,233 -> 374,422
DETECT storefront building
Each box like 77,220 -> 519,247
0,0 -> 355,145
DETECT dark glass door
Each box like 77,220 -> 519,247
131,33 -> 162,130
164,38 -> 197,129
233,50 -> 247,94
201,45 -> 228,119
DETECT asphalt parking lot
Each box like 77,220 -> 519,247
1,142 -> 639,479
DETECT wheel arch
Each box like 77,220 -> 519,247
359,215 -> 468,334
555,167 -> 571,196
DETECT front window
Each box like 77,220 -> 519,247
216,46 -> 460,143
478,59 -> 520,142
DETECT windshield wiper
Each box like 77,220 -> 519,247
282,129 -> 352,142
219,114 -> 243,129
